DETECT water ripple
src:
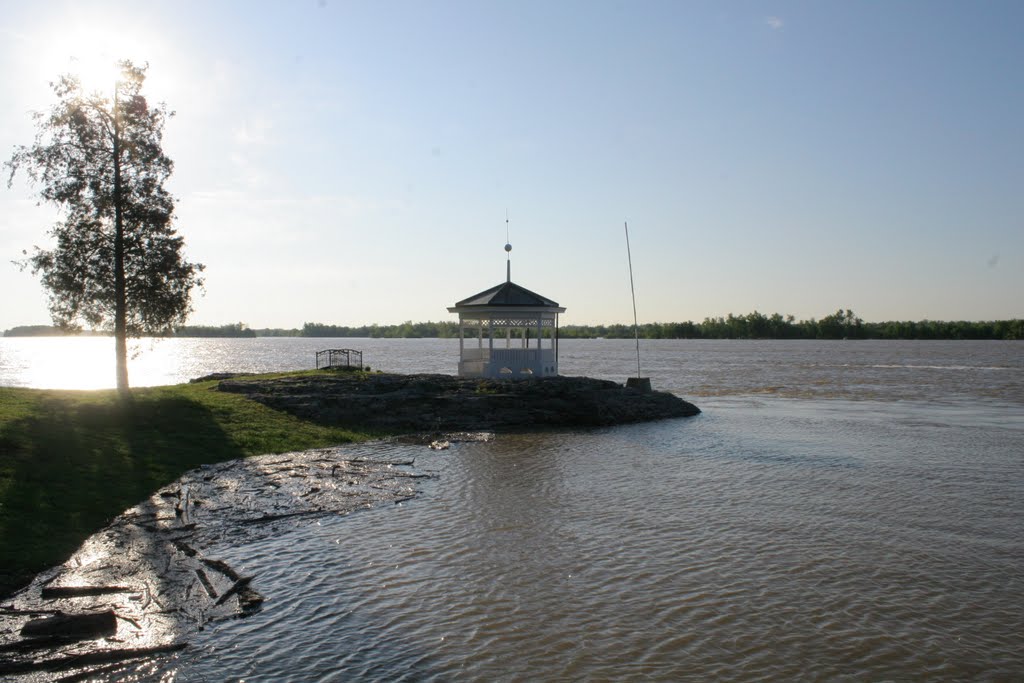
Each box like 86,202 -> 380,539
62,373 -> 1021,680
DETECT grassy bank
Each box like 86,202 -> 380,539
0,372 -> 384,599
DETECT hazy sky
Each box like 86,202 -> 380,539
2,0 -> 1021,330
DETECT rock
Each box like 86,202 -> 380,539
217,373 -> 700,431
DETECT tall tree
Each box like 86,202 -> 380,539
6,61 -> 203,392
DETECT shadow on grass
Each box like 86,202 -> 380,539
0,392 -> 245,599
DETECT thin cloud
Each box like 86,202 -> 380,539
766,16 -> 784,30
233,116 -> 273,146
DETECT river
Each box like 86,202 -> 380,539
2,338 -> 1022,680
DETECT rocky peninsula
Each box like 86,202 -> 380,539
215,372 -> 700,430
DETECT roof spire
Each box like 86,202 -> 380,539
504,209 -> 512,283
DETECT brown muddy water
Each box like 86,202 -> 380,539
2,339 -> 1022,680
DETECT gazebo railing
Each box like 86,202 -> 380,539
316,348 -> 363,370
458,348 -> 556,378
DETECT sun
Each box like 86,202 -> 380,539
35,18 -> 174,98
44,26 -> 141,92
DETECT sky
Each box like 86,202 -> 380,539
1,0 -> 1022,331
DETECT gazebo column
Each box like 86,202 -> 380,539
554,315 -> 559,372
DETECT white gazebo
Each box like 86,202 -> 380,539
448,244 -> 565,379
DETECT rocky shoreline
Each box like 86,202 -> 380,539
216,372 -> 700,430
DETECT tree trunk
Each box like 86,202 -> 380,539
112,88 -> 129,394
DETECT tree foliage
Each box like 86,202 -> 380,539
6,61 -> 203,390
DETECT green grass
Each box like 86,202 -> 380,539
0,373 -> 386,598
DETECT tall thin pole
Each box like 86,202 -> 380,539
624,222 -> 641,379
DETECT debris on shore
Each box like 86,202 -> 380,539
0,440 -> 451,680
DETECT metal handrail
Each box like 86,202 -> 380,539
316,348 -> 363,370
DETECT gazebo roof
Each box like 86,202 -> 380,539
453,280 -> 561,308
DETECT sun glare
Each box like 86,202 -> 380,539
35,19 -> 177,100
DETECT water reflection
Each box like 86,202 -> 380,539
0,337 -> 465,390
3,338 -> 1022,409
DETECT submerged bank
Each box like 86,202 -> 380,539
2,370 -> 698,599
0,440 -> 441,680
217,372 -> 701,430
0,370 -> 698,677
0,377 -> 380,601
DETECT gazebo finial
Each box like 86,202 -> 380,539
505,241 -> 512,282
505,209 -> 512,282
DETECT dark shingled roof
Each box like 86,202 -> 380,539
454,281 -> 560,308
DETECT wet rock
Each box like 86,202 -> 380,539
217,373 -> 700,431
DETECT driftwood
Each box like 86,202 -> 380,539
56,660 -> 138,683
194,569 -> 218,599
0,637 -> 70,653
0,642 -> 187,676
41,586 -> 137,599
171,539 -> 198,557
200,558 -> 242,582
20,609 -> 117,639
350,458 -> 415,466
236,509 -> 344,525
131,522 -> 197,534
0,607 -> 61,616
214,576 -> 254,607
387,472 -> 436,479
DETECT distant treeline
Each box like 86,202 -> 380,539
172,323 -> 256,338
2,325 -> 107,337
6,311 -> 1023,340
301,321 -> 460,338
561,310 -> 1024,340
